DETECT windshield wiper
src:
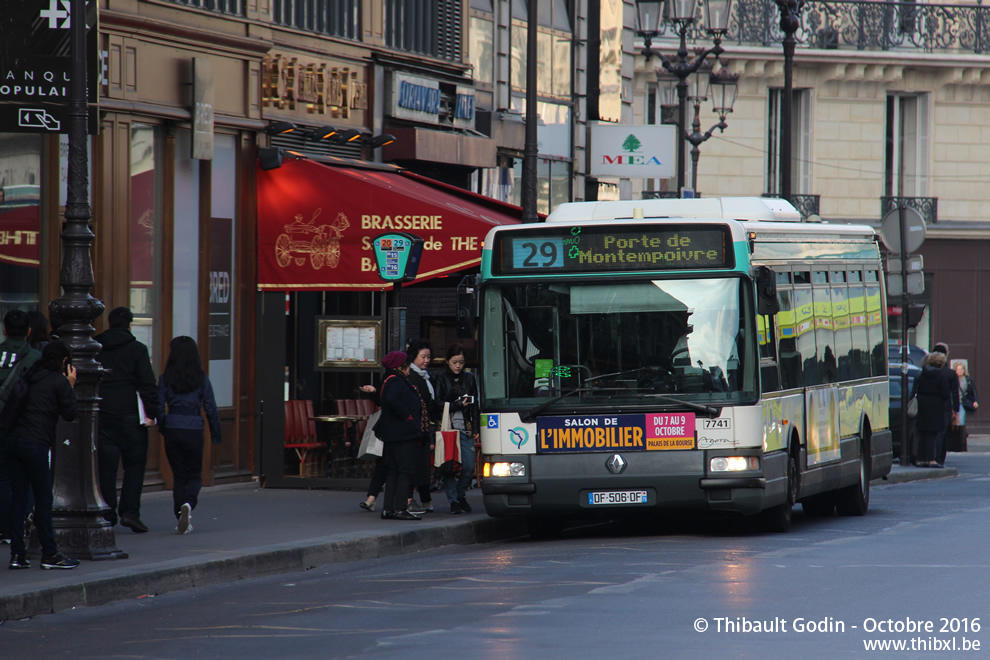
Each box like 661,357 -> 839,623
519,385 -> 721,422
584,367 -> 651,385
519,386 -> 592,423
638,392 -> 721,417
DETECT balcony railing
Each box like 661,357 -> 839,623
763,193 -> 821,219
643,190 -> 684,199
881,196 -> 939,224
647,1 -> 990,55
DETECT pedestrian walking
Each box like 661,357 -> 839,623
376,351 -> 426,520
26,311 -> 51,351
405,339 -> 437,513
948,361 -> 978,452
358,380 -> 386,513
157,336 -> 221,534
911,350 -> 951,468
434,344 -> 479,514
0,310 -> 41,546
927,343 -> 959,465
5,340 -> 80,569
95,307 -> 159,533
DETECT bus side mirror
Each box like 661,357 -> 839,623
754,266 -> 779,316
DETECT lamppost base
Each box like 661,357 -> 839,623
52,514 -> 129,561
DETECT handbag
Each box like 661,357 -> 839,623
434,401 -> 461,473
906,396 -> 918,418
962,382 -> 977,413
357,409 -> 384,459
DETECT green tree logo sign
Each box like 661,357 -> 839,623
621,134 -> 642,152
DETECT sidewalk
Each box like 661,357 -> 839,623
0,484 -> 524,622
2,438 -> 980,623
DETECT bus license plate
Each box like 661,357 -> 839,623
588,490 -> 648,505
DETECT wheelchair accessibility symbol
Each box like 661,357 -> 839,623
485,414 -> 499,429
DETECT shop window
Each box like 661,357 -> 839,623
209,135 -> 238,408
129,124 -> 162,361
173,129 -> 200,341
0,134 -> 43,318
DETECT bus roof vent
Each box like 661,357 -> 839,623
545,197 -> 801,223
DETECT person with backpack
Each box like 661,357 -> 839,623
157,336 -> 222,534
0,310 -> 42,546
5,340 -> 80,569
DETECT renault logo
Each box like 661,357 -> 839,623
606,454 -> 627,474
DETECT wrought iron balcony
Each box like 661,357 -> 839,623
881,196 -> 938,224
763,193 -> 821,219
643,190 -> 683,199
643,1 -> 990,55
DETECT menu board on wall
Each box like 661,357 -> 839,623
316,317 -> 382,369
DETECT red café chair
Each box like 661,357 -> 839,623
284,400 -> 324,477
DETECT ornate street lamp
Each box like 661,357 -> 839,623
774,0 -> 804,200
685,66 -> 739,194
635,0 -> 733,192
49,0 -> 126,560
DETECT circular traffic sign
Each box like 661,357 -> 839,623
880,207 -> 926,254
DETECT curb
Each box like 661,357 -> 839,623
0,517 -> 527,622
873,466 -> 958,485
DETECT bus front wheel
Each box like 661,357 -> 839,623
835,437 -> 871,516
761,450 -> 798,533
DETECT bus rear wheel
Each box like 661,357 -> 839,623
835,437 -> 871,516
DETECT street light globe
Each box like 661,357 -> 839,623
704,0 -> 733,35
670,0 -> 698,23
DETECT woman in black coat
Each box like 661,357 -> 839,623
4,341 -> 80,569
911,350 -> 951,468
375,351 -> 427,520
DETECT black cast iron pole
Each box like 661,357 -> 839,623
521,0 -> 539,222
49,0 -> 126,560
657,28 -> 723,194
685,100 -> 728,194
776,0 -> 802,201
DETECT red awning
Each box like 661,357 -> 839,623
257,158 -> 522,290
0,204 -> 41,268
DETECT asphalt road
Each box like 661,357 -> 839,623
4,453 -> 990,659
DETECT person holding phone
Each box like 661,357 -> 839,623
5,340 -> 80,569
434,344 -> 480,514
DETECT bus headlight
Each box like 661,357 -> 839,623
485,461 -> 526,477
710,456 -> 760,472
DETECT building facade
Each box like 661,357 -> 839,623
627,0 -> 990,430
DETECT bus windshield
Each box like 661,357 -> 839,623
481,276 -> 759,410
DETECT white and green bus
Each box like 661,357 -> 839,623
477,197 -> 892,532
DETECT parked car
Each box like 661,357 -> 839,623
889,361 -> 922,463
888,341 -> 928,368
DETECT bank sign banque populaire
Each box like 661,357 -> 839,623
590,124 -> 676,178
0,0 -> 100,134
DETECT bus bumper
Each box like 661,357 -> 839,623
482,449 -> 773,519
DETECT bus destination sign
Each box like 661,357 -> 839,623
494,224 -> 732,275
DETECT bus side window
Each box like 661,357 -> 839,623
758,313 -> 780,393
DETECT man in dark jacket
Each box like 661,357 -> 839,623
95,307 -> 159,533
928,342 -> 959,466
0,310 -> 42,545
